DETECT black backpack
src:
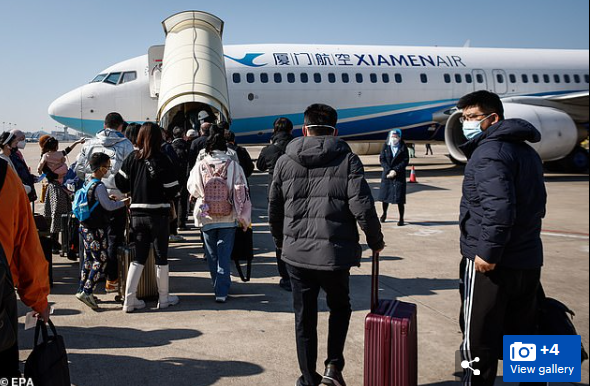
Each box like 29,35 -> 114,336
536,284 -> 588,362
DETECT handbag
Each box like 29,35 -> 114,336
40,181 -> 48,203
24,320 -> 71,385
230,226 -> 253,282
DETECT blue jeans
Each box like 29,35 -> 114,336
202,227 -> 236,297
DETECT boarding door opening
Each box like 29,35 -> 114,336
472,69 -> 487,91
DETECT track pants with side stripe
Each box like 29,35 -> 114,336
459,257 -> 541,386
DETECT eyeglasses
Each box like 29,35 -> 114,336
459,113 -> 492,123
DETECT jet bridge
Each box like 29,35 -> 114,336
155,11 -> 230,131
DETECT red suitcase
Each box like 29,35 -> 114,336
364,252 -> 417,386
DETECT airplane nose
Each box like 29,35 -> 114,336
48,88 -> 82,128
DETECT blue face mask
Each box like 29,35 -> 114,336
462,114 -> 493,140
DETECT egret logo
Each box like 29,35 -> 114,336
224,53 -> 267,67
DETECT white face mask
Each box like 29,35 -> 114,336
462,114 -> 493,140
17,141 -> 26,149
389,137 -> 399,146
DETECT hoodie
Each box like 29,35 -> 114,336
269,136 -> 384,271
458,118 -> 547,269
75,129 -> 134,199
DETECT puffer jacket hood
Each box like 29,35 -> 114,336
285,136 -> 352,168
96,129 -> 129,147
460,118 -> 541,159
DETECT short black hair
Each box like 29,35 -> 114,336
457,90 -> 504,120
172,126 -> 184,138
273,117 -> 293,134
89,152 -> 111,172
125,123 -> 140,144
104,112 -> 125,130
224,129 -> 235,143
303,103 -> 338,135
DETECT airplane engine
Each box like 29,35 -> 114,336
157,11 -> 231,129
445,103 -> 586,170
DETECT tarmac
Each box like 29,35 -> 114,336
14,143 -> 589,385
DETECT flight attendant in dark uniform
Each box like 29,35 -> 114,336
378,129 -> 409,226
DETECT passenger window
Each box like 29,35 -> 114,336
300,73 -> 308,83
274,73 -> 282,83
509,74 -> 516,83
370,73 -> 377,83
564,74 -> 570,83
573,74 -> 580,83
121,71 -> 137,84
382,73 -> 389,83
496,74 -> 504,83
246,73 -> 255,83
328,73 -> 336,83
314,73 -> 322,83
90,73 -> 107,83
543,74 -> 550,83
104,72 -> 122,85
455,74 -> 462,83
342,73 -> 349,83
444,74 -> 451,83
465,74 -> 472,83
522,74 -> 529,83
584,74 -> 589,83
532,74 -> 539,83
356,73 -> 363,83
420,74 -> 428,83
553,74 -> 560,83
260,73 -> 269,83
394,73 -> 402,83
475,74 -> 484,83
287,73 -> 295,83
232,73 -> 241,83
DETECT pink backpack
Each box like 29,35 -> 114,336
200,159 -> 232,216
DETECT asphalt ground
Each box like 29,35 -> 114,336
12,143 -> 589,385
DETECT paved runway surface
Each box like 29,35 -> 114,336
15,143 -> 589,385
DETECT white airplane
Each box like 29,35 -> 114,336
48,11 -> 589,171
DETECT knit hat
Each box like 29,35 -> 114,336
38,134 -> 51,148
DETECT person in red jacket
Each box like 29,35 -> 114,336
0,158 -> 51,378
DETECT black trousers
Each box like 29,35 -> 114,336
131,214 -> 170,265
177,184 -> 189,229
106,207 -> 127,281
460,257 -> 541,386
275,247 -> 289,281
286,265 -> 352,386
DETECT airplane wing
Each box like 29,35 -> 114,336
501,91 -> 589,123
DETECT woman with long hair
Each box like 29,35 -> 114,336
187,125 -> 251,303
115,122 -> 181,312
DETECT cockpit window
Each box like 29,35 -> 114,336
120,71 -> 137,84
104,72 -> 122,85
90,73 -> 107,83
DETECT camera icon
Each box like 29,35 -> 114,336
510,342 -> 536,361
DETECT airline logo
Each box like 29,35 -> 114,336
226,52 -> 466,68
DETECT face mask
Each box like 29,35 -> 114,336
389,137 -> 399,146
17,141 -> 26,149
462,114 -> 493,140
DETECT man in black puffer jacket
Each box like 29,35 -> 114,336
457,91 -> 547,386
269,104 -> 384,386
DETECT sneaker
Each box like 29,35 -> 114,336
105,279 -> 119,293
279,278 -> 292,292
76,291 -> 99,310
398,219 -> 405,226
177,225 -> 189,231
215,296 -> 227,303
380,213 -> 387,223
169,234 -> 186,243
321,364 -> 346,386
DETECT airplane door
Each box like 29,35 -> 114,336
492,69 -> 508,95
472,69 -> 487,91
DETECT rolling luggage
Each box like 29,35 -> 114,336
115,213 -> 158,302
364,252 -> 417,386
60,213 -> 79,261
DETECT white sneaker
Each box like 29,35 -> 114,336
215,296 -> 227,303
169,234 -> 186,242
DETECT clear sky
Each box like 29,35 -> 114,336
0,0 -> 589,134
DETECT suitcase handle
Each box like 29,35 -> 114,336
371,251 -> 379,313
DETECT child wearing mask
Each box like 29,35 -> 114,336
76,152 -> 130,309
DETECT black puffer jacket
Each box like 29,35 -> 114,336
256,132 -> 294,175
269,136 -> 384,271
459,118 -> 546,269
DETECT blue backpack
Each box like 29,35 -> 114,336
72,178 -> 101,221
